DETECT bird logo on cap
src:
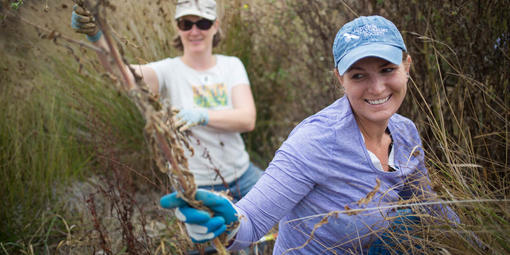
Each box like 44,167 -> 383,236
343,33 -> 360,42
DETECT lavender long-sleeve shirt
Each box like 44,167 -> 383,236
228,96 -> 438,254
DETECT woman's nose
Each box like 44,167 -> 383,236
189,24 -> 201,34
369,76 -> 386,94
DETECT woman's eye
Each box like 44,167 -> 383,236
382,67 -> 395,73
351,73 -> 364,79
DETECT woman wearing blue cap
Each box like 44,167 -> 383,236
71,0 -> 263,201
160,16 -> 457,254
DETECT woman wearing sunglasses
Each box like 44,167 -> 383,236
160,15 -> 460,254
71,0 -> 263,201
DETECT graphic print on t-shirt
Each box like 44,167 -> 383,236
193,83 -> 227,108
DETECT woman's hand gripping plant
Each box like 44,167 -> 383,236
160,189 -> 240,244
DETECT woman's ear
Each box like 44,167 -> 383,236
334,68 -> 343,87
213,20 -> 220,30
404,54 -> 412,74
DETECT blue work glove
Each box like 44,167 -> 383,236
71,4 -> 102,42
174,108 -> 209,131
160,189 -> 240,243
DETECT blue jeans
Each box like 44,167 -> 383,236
198,163 -> 264,202
368,208 -> 421,255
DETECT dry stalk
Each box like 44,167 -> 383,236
357,178 -> 381,206
282,211 -> 339,255
86,194 -> 112,255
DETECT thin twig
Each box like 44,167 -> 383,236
5,10 -> 106,54
285,199 -> 509,224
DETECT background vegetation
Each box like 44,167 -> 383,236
0,0 -> 508,254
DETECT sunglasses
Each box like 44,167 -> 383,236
177,18 -> 214,31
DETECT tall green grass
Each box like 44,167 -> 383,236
0,59 -> 89,246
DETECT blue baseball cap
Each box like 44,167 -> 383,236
332,16 -> 407,75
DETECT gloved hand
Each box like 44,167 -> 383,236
160,189 -> 240,243
71,4 -> 102,42
174,108 -> 209,131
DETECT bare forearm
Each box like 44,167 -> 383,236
94,36 -> 113,73
207,108 -> 256,133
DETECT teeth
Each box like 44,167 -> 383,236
367,96 -> 390,105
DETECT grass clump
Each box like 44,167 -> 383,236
0,58 -> 90,247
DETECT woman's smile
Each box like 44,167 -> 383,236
365,95 -> 391,105
188,37 -> 205,44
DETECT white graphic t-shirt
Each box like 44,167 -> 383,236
148,55 -> 251,185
